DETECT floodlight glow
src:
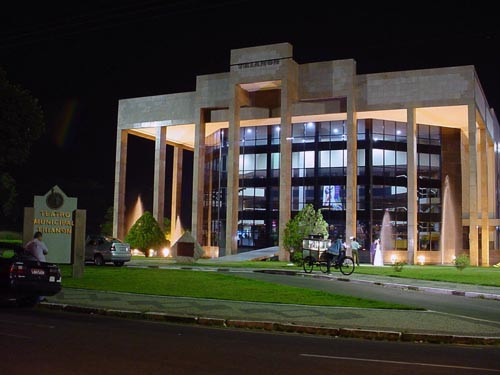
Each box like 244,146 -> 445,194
162,247 -> 170,257
390,254 -> 398,264
417,255 -> 425,265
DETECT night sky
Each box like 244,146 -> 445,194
1,1 -> 499,233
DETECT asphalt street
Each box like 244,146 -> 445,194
1,308 -> 499,375
236,272 -> 500,323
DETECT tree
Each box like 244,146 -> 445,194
0,68 -> 44,221
283,204 -> 328,261
125,211 -> 166,257
100,207 -> 114,236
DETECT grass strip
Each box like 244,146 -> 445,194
60,266 -> 414,310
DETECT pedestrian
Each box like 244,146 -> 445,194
350,237 -> 361,266
25,231 -> 48,262
325,236 -> 343,274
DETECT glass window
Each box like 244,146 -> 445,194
384,150 -> 396,165
419,153 -> 429,167
357,119 -> 366,140
255,154 -> 267,170
271,126 -> 280,145
321,185 -> 344,210
292,186 -> 314,211
271,153 -> 280,169
319,150 -> 330,168
330,150 -> 344,168
373,119 -> 384,135
304,151 -> 315,168
319,122 -> 331,142
331,121 -> 344,141
396,151 -> 407,165
255,126 -> 267,145
357,149 -> 365,167
373,149 -> 384,166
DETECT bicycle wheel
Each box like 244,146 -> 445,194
303,256 -> 314,273
339,256 -> 355,275
319,260 -> 329,273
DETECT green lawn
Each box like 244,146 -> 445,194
129,258 -> 500,286
353,265 -> 500,287
60,266 -> 413,310
0,239 -> 22,244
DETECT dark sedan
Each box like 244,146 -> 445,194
0,242 -> 62,307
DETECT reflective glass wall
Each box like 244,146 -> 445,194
204,120 -> 446,253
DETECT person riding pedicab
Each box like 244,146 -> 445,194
325,235 -> 344,274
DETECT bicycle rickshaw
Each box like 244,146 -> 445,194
302,236 -> 355,276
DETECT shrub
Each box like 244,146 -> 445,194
283,204 -> 328,254
291,250 -> 303,266
392,261 -> 406,272
125,211 -> 166,257
454,254 -> 470,271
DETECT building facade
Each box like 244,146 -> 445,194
114,43 -> 500,265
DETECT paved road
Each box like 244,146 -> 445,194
1,308 -> 499,375
236,272 -> 500,323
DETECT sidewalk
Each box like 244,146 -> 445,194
43,288 -> 500,345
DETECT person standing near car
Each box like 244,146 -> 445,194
25,231 -> 48,262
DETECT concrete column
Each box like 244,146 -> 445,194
72,209 -> 86,278
345,95 -> 357,250
406,108 -> 418,265
113,129 -> 128,239
153,126 -> 166,230
192,109 -> 206,245
278,81 -> 293,261
479,127 -> 489,266
225,85 -> 243,255
23,207 -> 34,246
171,146 -> 183,244
468,104 -> 479,266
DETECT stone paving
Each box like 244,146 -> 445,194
47,288 -> 500,337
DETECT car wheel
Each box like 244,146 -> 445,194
94,254 -> 105,266
16,296 -> 39,308
113,261 -> 124,267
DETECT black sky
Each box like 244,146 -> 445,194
1,0 -> 499,232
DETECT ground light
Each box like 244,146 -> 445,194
162,247 -> 170,257
417,255 -> 426,265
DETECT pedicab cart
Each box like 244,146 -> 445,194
302,235 -> 331,273
302,235 -> 355,275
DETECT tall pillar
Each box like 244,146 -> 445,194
192,109 -> 206,245
468,104 -> 479,266
479,127 -> 489,266
278,81 -> 293,261
225,85 -> 243,255
345,95 -> 357,251
171,146 -> 183,244
153,126 -> 166,229
406,108 -> 418,265
113,129 -> 128,239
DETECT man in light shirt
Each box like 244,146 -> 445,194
350,236 -> 361,266
25,231 -> 48,262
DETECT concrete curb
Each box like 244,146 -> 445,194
255,269 -> 500,301
38,302 -> 500,346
